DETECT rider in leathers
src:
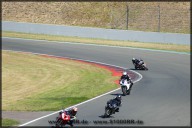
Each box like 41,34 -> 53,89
60,107 -> 78,127
120,71 -> 133,89
132,58 -> 144,69
108,95 -> 122,112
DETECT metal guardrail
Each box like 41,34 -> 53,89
2,21 -> 190,45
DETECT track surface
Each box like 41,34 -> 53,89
2,38 -> 190,126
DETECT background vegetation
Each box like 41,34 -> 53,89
2,2 -> 190,33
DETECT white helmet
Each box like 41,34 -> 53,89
123,71 -> 127,75
132,58 -> 135,61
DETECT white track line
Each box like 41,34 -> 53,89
2,37 -> 190,55
3,50 -> 142,127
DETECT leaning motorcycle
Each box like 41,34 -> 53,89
55,110 -> 73,127
120,79 -> 132,96
104,100 -> 119,118
134,62 -> 148,70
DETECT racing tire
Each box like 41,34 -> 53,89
104,108 -> 111,117
122,87 -> 127,96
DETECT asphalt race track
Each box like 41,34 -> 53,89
2,37 -> 190,126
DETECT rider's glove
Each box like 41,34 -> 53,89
70,116 -> 76,120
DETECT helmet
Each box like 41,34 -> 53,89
132,58 -> 135,61
116,95 -> 121,101
123,71 -> 127,75
72,107 -> 78,111
71,107 -> 78,116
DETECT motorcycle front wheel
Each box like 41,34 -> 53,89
127,89 -> 130,95
122,87 -> 127,96
104,107 -> 111,117
55,118 -> 63,127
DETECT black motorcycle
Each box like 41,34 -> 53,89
104,100 -> 120,117
134,61 -> 148,70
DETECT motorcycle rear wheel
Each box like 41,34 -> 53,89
56,118 -> 64,127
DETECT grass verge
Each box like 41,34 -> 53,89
2,51 -> 118,111
2,31 -> 190,53
2,118 -> 20,126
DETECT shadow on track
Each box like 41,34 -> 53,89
110,93 -> 123,96
99,115 -> 115,118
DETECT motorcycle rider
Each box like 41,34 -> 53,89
132,58 -> 144,69
60,107 -> 78,127
120,71 -> 131,81
138,58 -> 144,65
132,58 -> 140,66
113,95 -> 122,112
120,71 -> 133,88
107,95 -> 122,113
104,95 -> 122,117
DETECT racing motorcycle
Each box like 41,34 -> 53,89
55,110 -> 73,127
120,79 -> 132,96
104,100 -> 119,117
134,61 -> 148,70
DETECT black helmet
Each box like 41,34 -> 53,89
116,95 -> 121,101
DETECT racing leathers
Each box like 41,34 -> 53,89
132,58 -> 144,69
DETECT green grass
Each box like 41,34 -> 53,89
2,31 -> 190,53
2,118 -> 20,126
2,51 -> 118,111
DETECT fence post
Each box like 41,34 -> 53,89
110,7 -> 113,29
126,5 -> 129,30
158,5 -> 161,32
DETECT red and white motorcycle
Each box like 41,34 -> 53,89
55,110 -> 73,127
